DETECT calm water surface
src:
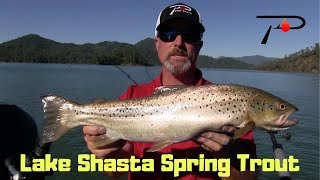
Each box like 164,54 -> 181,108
0,63 -> 319,180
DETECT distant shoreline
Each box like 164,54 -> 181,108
1,62 -> 318,75
0,34 -> 318,73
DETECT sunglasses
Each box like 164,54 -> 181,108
157,31 -> 202,43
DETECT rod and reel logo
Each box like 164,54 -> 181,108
256,15 -> 306,44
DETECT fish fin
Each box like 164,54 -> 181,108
233,121 -> 255,139
90,134 -> 120,147
41,95 -> 78,144
92,98 -> 108,103
153,86 -> 187,95
147,140 -> 173,152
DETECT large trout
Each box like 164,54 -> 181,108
41,84 -> 298,152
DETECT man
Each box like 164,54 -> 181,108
83,3 -> 258,179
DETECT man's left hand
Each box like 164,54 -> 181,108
197,126 -> 235,152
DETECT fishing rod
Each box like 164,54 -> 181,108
102,59 -> 138,85
112,64 -> 138,85
268,131 -> 292,180
101,54 -> 157,85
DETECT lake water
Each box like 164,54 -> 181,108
0,63 -> 319,180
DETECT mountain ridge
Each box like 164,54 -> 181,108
0,34 -> 318,73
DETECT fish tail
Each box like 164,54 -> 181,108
41,95 -> 78,144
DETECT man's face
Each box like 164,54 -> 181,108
155,19 -> 203,75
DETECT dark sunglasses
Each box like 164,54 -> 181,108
157,31 -> 202,43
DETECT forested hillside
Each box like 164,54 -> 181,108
257,43 -> 319,73
0,34 -> 318,73
0,34 -> 147,65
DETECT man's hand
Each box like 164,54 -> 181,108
197,126 -> 259,179
83,125 -> 129,159
197,126 -> 235,152
83,125 -> 131,177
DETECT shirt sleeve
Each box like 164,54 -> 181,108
228,130 -> 257,171
118,85 -> 136,100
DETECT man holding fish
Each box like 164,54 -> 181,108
82,3 -> 259,180
41,1 -> 298,178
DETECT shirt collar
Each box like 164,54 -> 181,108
152,68 -> 206,89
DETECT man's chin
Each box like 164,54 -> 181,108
164,61 -> 191,75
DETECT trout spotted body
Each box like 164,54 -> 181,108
42,84 -> 298,152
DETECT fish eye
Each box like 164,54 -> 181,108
279,103 -> 286,110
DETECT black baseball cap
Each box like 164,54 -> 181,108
155,3 -> 205,35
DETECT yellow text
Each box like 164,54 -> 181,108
77,154 -> 154,172
161,154 -> 230,177
20,154 -> 71,172
237,154 -> 300,172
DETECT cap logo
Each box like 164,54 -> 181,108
169,4 -> 192,15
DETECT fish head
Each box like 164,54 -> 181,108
247,91 -> 298,131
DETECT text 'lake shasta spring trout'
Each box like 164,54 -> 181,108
41,84 -> 298,152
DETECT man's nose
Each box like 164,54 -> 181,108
173,34 -> 183,47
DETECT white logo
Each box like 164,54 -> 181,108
169,5 -> 192,15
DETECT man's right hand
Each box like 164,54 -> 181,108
83,125 -> 130,159
83,125 -> 131,177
